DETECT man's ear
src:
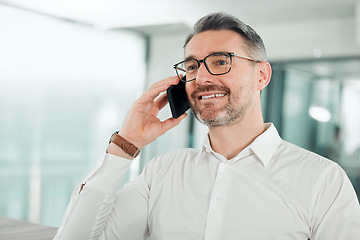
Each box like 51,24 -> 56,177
257,61 -> 272,91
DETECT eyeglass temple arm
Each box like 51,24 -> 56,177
231,53 -> 263,63
173,65 -> 186,72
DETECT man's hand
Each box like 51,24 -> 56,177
107,76 -> 188,158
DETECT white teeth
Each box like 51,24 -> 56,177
201,93 -> 226,100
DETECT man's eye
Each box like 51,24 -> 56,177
186,65 -> 198,71
216,60 -> 228,66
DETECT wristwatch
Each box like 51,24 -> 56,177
109,131 -> 140,158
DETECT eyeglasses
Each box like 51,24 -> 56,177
173,52 -> 262,82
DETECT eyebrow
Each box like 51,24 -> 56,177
184,55 -> 194,61
184,51 -> 231,61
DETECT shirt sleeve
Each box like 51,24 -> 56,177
310,163 -> 360,240
53,153 -> 150,240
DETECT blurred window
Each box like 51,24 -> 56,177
0,5 -> 146,226
264,59 -> 360,201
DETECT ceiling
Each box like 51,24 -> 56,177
0,0 -> 358,30
1,0 -> 359,82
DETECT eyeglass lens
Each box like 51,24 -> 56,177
176,53 -> 231,82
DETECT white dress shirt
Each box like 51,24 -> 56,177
54,123 -> 360,240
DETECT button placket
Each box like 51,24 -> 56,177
204,162 -> 232,239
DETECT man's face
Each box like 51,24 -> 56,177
184,30 -> 262,128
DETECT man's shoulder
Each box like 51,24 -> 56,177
144,148 -> 201,168
141,148 -> 201,180
277,140 -> 339,171
153,148 -> 201,163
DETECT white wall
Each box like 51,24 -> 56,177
357,2 -> 360,46
257,16 -> 360,61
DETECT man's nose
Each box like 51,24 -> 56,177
195,63 -> 214,85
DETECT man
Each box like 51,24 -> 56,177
54,13 -> 360,240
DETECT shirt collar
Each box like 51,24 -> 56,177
248,123 -> 282,167
193,135 -> 213,165
198,123 -> 282,167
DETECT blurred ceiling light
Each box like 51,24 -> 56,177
309,106 -> 331,122
313,48 -> 323,58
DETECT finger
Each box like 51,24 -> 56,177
139,76 -> 179,104
153,93 -> 169,111
160,113 -> 188,135
148,93 -> 169,116
145,93 -> 168,116
145,77 -> 178,100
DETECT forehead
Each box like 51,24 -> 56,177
185,30 -> 248,58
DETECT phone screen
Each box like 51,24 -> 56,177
167,77 -> 190,119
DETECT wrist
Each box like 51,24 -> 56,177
107,132 -> 141,159
106,142 -> 134,160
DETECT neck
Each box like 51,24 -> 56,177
208,114 -> 265,160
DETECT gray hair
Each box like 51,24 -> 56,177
184,12 -> 267,61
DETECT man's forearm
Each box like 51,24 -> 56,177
54,154 -> 132,239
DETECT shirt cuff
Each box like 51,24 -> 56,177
84,153 -> 133,193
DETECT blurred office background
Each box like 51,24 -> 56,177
0,0 -> 360,227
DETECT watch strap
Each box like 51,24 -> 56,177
109,132 -> 140,158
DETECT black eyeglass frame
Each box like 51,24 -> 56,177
173,52 -> 263,82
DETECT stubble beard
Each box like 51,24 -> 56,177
189,85 -> 251,128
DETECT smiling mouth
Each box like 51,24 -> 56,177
199,93 -> 227,100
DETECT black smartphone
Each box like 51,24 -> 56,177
167,76 -> 190,119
